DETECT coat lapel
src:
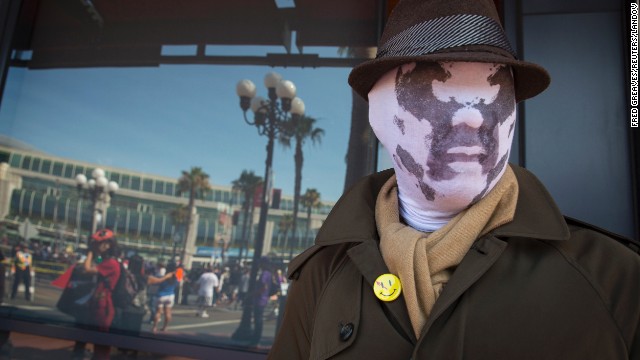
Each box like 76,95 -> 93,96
419,235 -> 507,339
348,240 -> 418,344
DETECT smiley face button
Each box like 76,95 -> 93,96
373,274 -> 402,302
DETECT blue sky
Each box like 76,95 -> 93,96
0,47 -> 358,203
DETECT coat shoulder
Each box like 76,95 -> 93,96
564,216 -> 640,255
548,217 -> 640,350
554,216 -> 640,284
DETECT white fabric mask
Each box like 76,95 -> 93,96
369,61 -> 517,232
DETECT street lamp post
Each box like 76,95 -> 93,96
75,168 -> 119,236
172,230 -> 182,264
232,72 -> 304,342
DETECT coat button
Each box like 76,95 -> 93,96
339,322 -> 354,341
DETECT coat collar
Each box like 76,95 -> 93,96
316,164 -> 570,246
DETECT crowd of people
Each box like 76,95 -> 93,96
0,228 -> 289,358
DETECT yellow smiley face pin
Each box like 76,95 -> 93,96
373,274 -> 402,302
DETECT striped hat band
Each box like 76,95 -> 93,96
377,14 -> 516,59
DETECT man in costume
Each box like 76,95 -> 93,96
269,0 -> 640,359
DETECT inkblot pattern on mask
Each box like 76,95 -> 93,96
393,62 -> 516,205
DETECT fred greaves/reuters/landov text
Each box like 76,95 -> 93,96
631,1 -> 638,127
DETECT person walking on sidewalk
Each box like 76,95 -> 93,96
195,264 -> 218,318
151,262 -> 179,333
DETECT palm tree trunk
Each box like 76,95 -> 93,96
291,140 -> 303,260
181,190 -> 196,265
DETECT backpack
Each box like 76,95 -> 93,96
110,262 -> 140,308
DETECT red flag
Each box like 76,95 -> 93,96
51,264 -> 75,289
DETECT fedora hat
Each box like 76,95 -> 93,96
348,0 -> 550,103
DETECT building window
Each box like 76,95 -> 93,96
31,157 -> 41,172
110,172 -> 120,183
41,159 -> 51,174
155,181 -> 165,195
165,183 -> 174,196
213,190 -> 222,202
63,164 -> 74,178
9,154 -> 21,167
143,178 -> 153,193
52,162 -> 63,176
131,176 -> 141,191
21,156 -> 31,170
121,174 -> 130,189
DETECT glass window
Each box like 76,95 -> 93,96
0,150 -> 9,163
142,178 -> 153,193
9,153 -> 21,167
121,174 -> 131,189
141,213 -> 153,236
41,159 -> 51,174
129,212 -> 140,234
154,181 -> 165,194
31,157 -> 41,172
109,172 -> 120,184
44,195 -> 55,218
63,164 -> 74,178
21,156 -> 31,170
0,0 -> 379,356
52,161 -> 63,176
214,190 -> 222,202
165,183 -> 175,196
131,176 -> 141,191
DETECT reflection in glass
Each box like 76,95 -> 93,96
0,0 -> 377,355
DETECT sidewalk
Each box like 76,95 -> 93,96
1,332 -> 195,359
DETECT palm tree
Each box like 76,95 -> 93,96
278,114 -> 324,260
169,204 -> 189,260
301,188 -> 322,249
231,170 -> 263,263
176,167 -> 212,265
278,214 -> 294,257
338,46 -> 378,191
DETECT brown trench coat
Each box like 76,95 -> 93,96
268,165 -> 640,360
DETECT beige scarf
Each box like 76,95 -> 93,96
376,166 -> 519,338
